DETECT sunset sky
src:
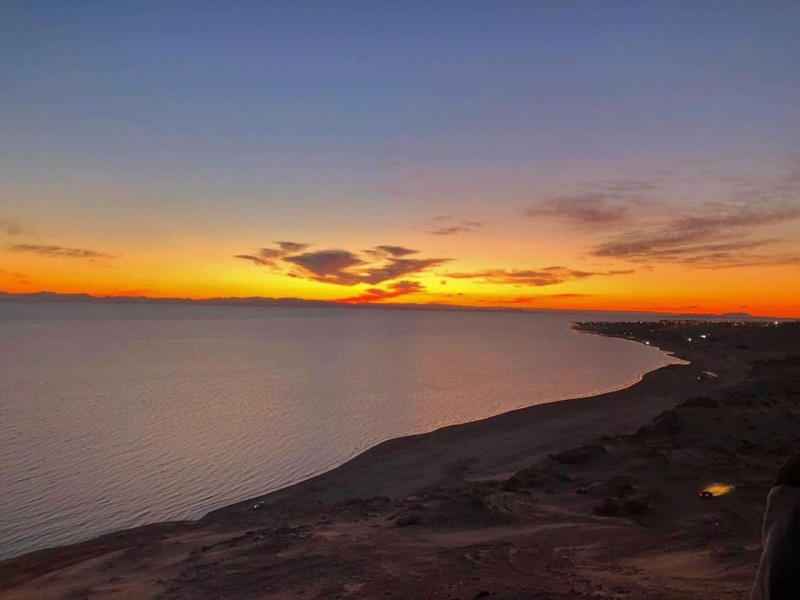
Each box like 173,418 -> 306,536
1,2 -> 799,316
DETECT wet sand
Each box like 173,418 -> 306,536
2,320 -> 798,599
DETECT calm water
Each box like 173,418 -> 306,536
0,303 -> 679,559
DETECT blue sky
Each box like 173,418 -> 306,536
4,1 -> 798,185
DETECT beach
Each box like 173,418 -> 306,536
2,320 -> 798,599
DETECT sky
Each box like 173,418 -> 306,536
1,1 -> 799,316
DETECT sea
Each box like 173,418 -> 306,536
0,302 -> 681,559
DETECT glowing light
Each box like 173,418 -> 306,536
700,483 -> 735,497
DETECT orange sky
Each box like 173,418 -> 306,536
2,175 -> 799,318
2,3 -> 799,318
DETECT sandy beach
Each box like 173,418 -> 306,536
2,320 -> 798,599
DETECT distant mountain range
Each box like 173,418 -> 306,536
0,290 -> 512,313
0,290 -> 337,308
0,290 -> 780,321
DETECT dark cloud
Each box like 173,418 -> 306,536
284,250 -> 366,285
582,161 -> 800,268
428,217 -> 483,236
590,202 -> 800,267
447,266 -> 634,287
234,243 -> 313,268
594,238 -> 774,260
8,244 -> 116,260
691,252 -> 800,270
524,194 -> 633,225
676,204 -> 799,233
234,254 -> 275,266
275,241 -> 311,253
339,280 -> 425,303
234,247 -> 290,267
431,225 -> 472,235
372,245 -> 419,257
362,257 -> 450,284
257,248 -> 288,259
236,242 -> 449,287
524,179 -> 658,227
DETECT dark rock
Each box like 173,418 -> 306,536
553,444 -> 607,465
684,396 -> 718,408
396,513 -> 422,527
631,445 -> 663,459
637,409 -> 682,437
614,483 -> 636,498
501,467 -> 548,491
623,499 -> 649,515
592,500 -> 620,516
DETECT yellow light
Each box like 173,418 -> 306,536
702,483 -> 735,497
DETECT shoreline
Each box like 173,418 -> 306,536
211,347 -> 711,515
3,292 -> 790,321
206,320 -> 728,513
0,320 -> 688,560
3,320 -> 791,599
0,324 -> 722,570
205,323 -> 694,514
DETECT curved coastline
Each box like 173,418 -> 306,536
227,321 -> 685,509
208,323 -> 723,515
3,320 -> 795,599
0,322 -> 732,586
0,309 -> 682,564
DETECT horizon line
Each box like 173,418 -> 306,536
0,289 -> 784,320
